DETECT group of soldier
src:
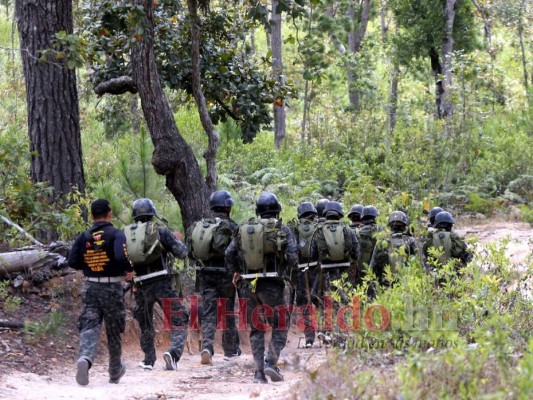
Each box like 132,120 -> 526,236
67,191 -> 472,386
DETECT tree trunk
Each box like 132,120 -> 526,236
15,0 -> 85,200
440,0 -> 456,118
131,0 -> 209,229
301,79 -> 309,142
347,0 -> 372,111
429,47 -> 445,119
518,0 -> 529,95
387,61 -> 399,143
271,0 -> 286,149
188,0 -> 219,193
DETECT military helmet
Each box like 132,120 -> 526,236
428,206 -> 444,223
209,190 -> 235,209
362,205 -> 379,220
314,198 -> 330,217
255,192 -> 282,216
435,211 -> 455,227
132,198 -> 157,219
297,201 -> 318,219
347,204 -> 364,219
324,201 -> 344,218
388,211 -> 409,227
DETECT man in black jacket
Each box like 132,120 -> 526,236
68,199 -> 135,386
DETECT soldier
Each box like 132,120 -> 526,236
124,198 -> 189,371
370,211 -> 418,286
423,211 -> 473,268
291,201 -> 319,348
309,201 -> 359,345
358,205 -> 381,273
314,198 -> 330,220
347,204 -> 364,234
225,192 -> 298,383
68,199 -> 135,386
427,207 -> 444,233
187,190 -> 241,365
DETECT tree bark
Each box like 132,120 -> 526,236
440,0 -> 457,118
429,47 -> 445,119
15,0 -> 85,200
347,0 -> 372,111
131,0 -> 209,229
517,0 -> 529,94
0,249 -> 67,275
271,0 -> 286,149
187,0 -> 219,193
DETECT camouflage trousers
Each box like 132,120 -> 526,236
295,267 -> 320,343
133,278 -> 189,364
240,279 -> 289,371
199,272 -> 240,356
77,281 -> 125,377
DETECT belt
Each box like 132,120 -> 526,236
133,269 -> 168,284
241,272 -> 281,279
298,261 -> 318,270
85,276 -> 123,283
321,262 -> 351,269
195,265 -> 227,272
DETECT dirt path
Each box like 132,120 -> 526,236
1,221 -> 531,400
0,328 -> 326,400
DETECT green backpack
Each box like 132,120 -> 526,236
296,219 -> 317,259
238,218 -> 287,271
124,221 -> 163,265
190,218 -> 233,261
387,233 -> 411,272
430,230 -> 453,264
315,220 -> 352,262
359,225 -> 377,267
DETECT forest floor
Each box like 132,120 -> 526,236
0,219 -> 531,400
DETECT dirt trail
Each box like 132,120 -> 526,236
1,221 -> 531,400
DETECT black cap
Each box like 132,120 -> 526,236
91,199 -> 111,216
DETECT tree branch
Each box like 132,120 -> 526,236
94,76 -> 137,96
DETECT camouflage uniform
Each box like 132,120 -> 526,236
225,224 -> 298,373
358,222 -> 380,274
422,229 -> 473,268
132,226 -> 189,366
291,218 -> 320,345
309,225 -> 359,304
187,213 -> 240,358
68,220 -> 133,380
370,232 -> 418,286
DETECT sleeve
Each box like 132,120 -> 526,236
283,226 -> 298,268
451,233 -> 473,264
309,232 -> 319,262
225,237 -> 241,273
67,233 -> 85,270
348,228 -> 360,263
160,227 -> 188,259
113,230 -> 134,272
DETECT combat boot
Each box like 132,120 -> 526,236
264,363 -> 284,382
253,370 -> 268,384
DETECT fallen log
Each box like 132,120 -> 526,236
0,248 -> 68,275
0,319 -> 25,329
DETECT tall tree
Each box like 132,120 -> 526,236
271,0 -> 286,148
15,0 -> 85,229
131,0 -> 210,228
390,0 -> 477,118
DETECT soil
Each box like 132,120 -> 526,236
0,220 -> 531,400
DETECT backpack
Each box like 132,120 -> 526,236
190,218 -> 232,261
430,230 -> 453,264
238,218 -> 287,271
315,220 -> 353,262
387,233 -> 411,272
124,221 -> 163,265
295,219 -> 317,259
358,224 -> 377,267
